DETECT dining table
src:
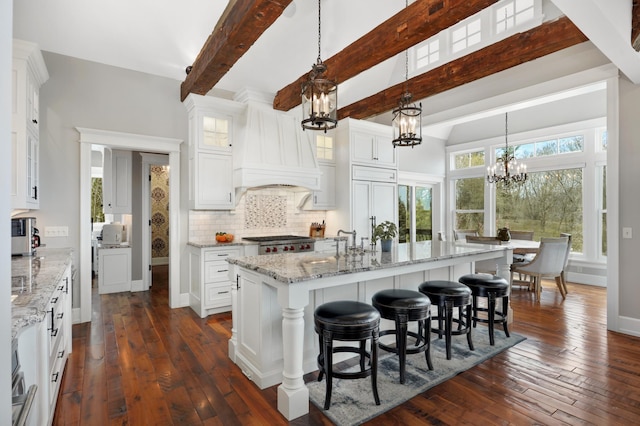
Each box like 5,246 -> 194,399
508,239 -> 540,255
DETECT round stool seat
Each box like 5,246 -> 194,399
314,301 -> 381,410
457,274 -> 510,346
372,289 -> 433,383
315,301 -> 380,335
459,273 -> 509,297
372,289 -> 431,319
418,280 -> 471,305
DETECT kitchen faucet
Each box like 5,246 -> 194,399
336,229 -> 357,254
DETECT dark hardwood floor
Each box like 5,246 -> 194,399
53,266 -> 640,425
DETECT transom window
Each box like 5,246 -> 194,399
452,18 -> 482,53
453,149 -> 485,170
496,0 -> 535,34
497,135 -> 584,160
416,39 -> 440,69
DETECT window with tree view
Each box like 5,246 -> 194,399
496,169 -> 583,252
455,177 -> 485,235
399,185 -> 433,243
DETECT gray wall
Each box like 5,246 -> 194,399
36,52 -> 188,303
618,77 -> 640,319
397,135 -> 446,176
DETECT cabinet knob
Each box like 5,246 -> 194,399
32,119 -> 38,124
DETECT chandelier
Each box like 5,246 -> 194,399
487,112 -> 527,185
301,0 -> 337,132
392,0 -> 422,148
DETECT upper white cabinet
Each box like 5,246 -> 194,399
11,39 -> 49,210
350,124 -> 397,168
102,148 -> 132,214
184,94 -> 243,210
301,132 -> 336,210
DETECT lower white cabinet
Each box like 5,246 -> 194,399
18,263 -> 72,426
189,245 -> 242,317
98,247 -> 132,294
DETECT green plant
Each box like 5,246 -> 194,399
373,221 -> 398,241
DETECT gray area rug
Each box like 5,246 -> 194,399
307,327 -> 526,426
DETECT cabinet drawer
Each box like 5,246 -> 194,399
352,165 -> 397,183
203,248 -> 241,262
204,261 -> 231,283
204,282 -> 232,308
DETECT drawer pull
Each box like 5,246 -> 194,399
51,328 -> 58,338
217,269 -> 229,273
51,372 -> 59,383
218,290 -> 230,295
58,350 -> 65,359
217,254 -> 229,257
51,297 -> 59,304
58,285 -> 65,291
57,312 -> 64,319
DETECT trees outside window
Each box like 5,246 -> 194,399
455,177 -> 485,235
399,185 -> 433,243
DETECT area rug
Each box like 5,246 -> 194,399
307,327 -> 525,426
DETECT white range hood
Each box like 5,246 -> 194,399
234,100 -> 322,199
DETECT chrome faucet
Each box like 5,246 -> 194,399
337,229 -> 357,253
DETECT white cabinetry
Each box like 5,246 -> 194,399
102,148 -> 132,214
11,39 -> 49,210
184,94 -> 243,210
329,118 -> 398,241
189,245 -> 242,317
18,263 -> 72,426
98,247 -> 132,294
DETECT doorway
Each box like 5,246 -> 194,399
78,128 -> 182,324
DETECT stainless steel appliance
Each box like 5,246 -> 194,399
243,235 -> 315,255
11,217 -> 38,256
12,338 -> 37,426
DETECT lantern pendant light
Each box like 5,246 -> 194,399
392,0 -> 422,148
301,0 -> 337,132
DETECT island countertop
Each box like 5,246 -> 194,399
227,241 -> 508,284
11,248 -> 74,339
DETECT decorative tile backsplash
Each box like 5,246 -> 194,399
189,188 -> 327,243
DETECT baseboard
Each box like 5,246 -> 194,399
72,307 -> 82,324
131,279 -> 145,292
152,257 -> 169,266
618,315 -> 640,337
565,271 -> 606,287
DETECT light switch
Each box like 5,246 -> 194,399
623,227 -> 633,239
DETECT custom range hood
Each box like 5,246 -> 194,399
234,96 -> 322,199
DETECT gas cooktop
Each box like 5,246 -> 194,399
242,235 -> 313,242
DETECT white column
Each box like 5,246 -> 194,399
496,248 -> 514,323
277,288 -> 310,420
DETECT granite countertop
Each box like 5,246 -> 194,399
188,241 -> 253,248
97,242 -> 131,249
11,248 -> 74,340
227,241 -> 508,284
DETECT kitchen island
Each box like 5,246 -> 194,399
227,241 -> 512,420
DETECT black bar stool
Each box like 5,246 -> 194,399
458,273 -> 510,346
314,300 -> 381,410
418,280 -> 473,360
371,289 -> 433,384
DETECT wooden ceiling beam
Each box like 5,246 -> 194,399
632,1 -> 640,51
338,16 -> 588,121
272,0 -> 498,112
180,0 -> 293,102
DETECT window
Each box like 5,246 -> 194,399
600,165 -> 607,257
316,134 -> 334,161
453,149 -> 485,170
416,39 -> 440,69
496,168 -> 583,252
91,177 -> 105,223
496,0 -> 535,34
497,135 -> 583,160
202,116 -> 229,148
454,177 -> 485,235
399,184 -> 433,243
452,18 -> 482,53
598,128 -> 608,151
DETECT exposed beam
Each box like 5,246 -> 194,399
272,0 -> 498,112
338,16 -> 588,120
180,0 -> 293,102
633,0 -> 640,51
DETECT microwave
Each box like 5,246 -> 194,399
11,217 -> 38,256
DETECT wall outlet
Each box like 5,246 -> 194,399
44,226 -> 69,237
623,227 -> 633,239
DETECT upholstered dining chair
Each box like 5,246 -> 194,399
559,233 -> 572,295
510,237 -> 570,302
454,229 -> 479,241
